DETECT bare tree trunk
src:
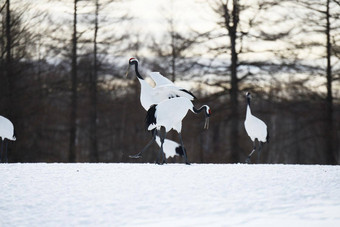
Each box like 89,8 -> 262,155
5,0 -> 13,117
223,0 -> 240,162
89,0 -> 99,162
5,0 -> 10,68
69,0 -> 78,163
230,32 -> 239,163
170,18 -> 176,82
325,0 -> 336,164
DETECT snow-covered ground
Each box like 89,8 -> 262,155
1,163 -> 339,226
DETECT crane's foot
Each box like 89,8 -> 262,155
129,154 -> 142,159
245,157 -> 251,164
154,160 -> 167,165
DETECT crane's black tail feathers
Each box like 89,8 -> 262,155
266,128 -> 270,143
175,146 -> 185,157
150,129 -> 156,137
145,104 -> 157,131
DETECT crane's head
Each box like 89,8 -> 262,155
125,58 -> 139,77
203,105 -> 211,129
204,105 -> 211,117
129,57 -> 138,65
246,92 -> 252,99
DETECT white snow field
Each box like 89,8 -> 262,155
1,164 -> 340,227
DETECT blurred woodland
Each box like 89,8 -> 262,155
0,0 -> 339,164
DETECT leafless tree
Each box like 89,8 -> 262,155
200,0 -> 293,162
147,15 -> 200,82
289,0 -> 340,164
68,0 -> 78,162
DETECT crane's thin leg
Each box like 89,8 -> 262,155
129,130 -> 157,159
4,140 -> 8,163
161,131 -> 167,164
178,133 -> 190,165
157,127 -> 166,165
245,141 -> 256,164
0,140 -> 3,163
155,145 -> 160,164
257,142 -> 263,164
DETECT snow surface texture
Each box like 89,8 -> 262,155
1,164 -> 339,227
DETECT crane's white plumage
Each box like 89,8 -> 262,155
148,72 -> 174,86
148,98 -> 187,132
149,71 -> 195,99
147,97 -> 210,133
155,136 -> 183,158
244,105 -> 267,142
0,116 -> 16,141
137,77 -> 157,110
244,92 -> 268,163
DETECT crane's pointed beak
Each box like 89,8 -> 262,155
204,117 -> 209,129
125,65 -> 130,77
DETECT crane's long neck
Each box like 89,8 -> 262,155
246,97 -> 252,118
193,105 -> 207,115
133,62 -> 153,110
193,105 -> 210,129
134,62 -> 143,80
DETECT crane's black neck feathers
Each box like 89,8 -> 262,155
133,62 -> 143,80
247,96 -> 251,106
145,104 -> 157,130
193,106 -> 206,114
266,128 -> 270,143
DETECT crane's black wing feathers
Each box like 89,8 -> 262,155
175,146 -> 185,157
145,104 -> 157,131
266,128 -> 270,143
180,89 -> 197,100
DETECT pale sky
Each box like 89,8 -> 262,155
126,0 -> 215,36
22,0 -> 216,51
12,1 -> 338,74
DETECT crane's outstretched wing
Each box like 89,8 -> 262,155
149,71 -> 197,104
149,72 -> 174,86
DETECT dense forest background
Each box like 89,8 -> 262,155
0,0 -> 339,164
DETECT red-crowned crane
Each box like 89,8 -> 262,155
244,92 -> 269,163
0,115 -> 16,163
146,97 -> 211,164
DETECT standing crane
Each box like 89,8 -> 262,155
0,115 -> 16,163
244,92 -> 269,163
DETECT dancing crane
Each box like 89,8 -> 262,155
146,97 -> 211,164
